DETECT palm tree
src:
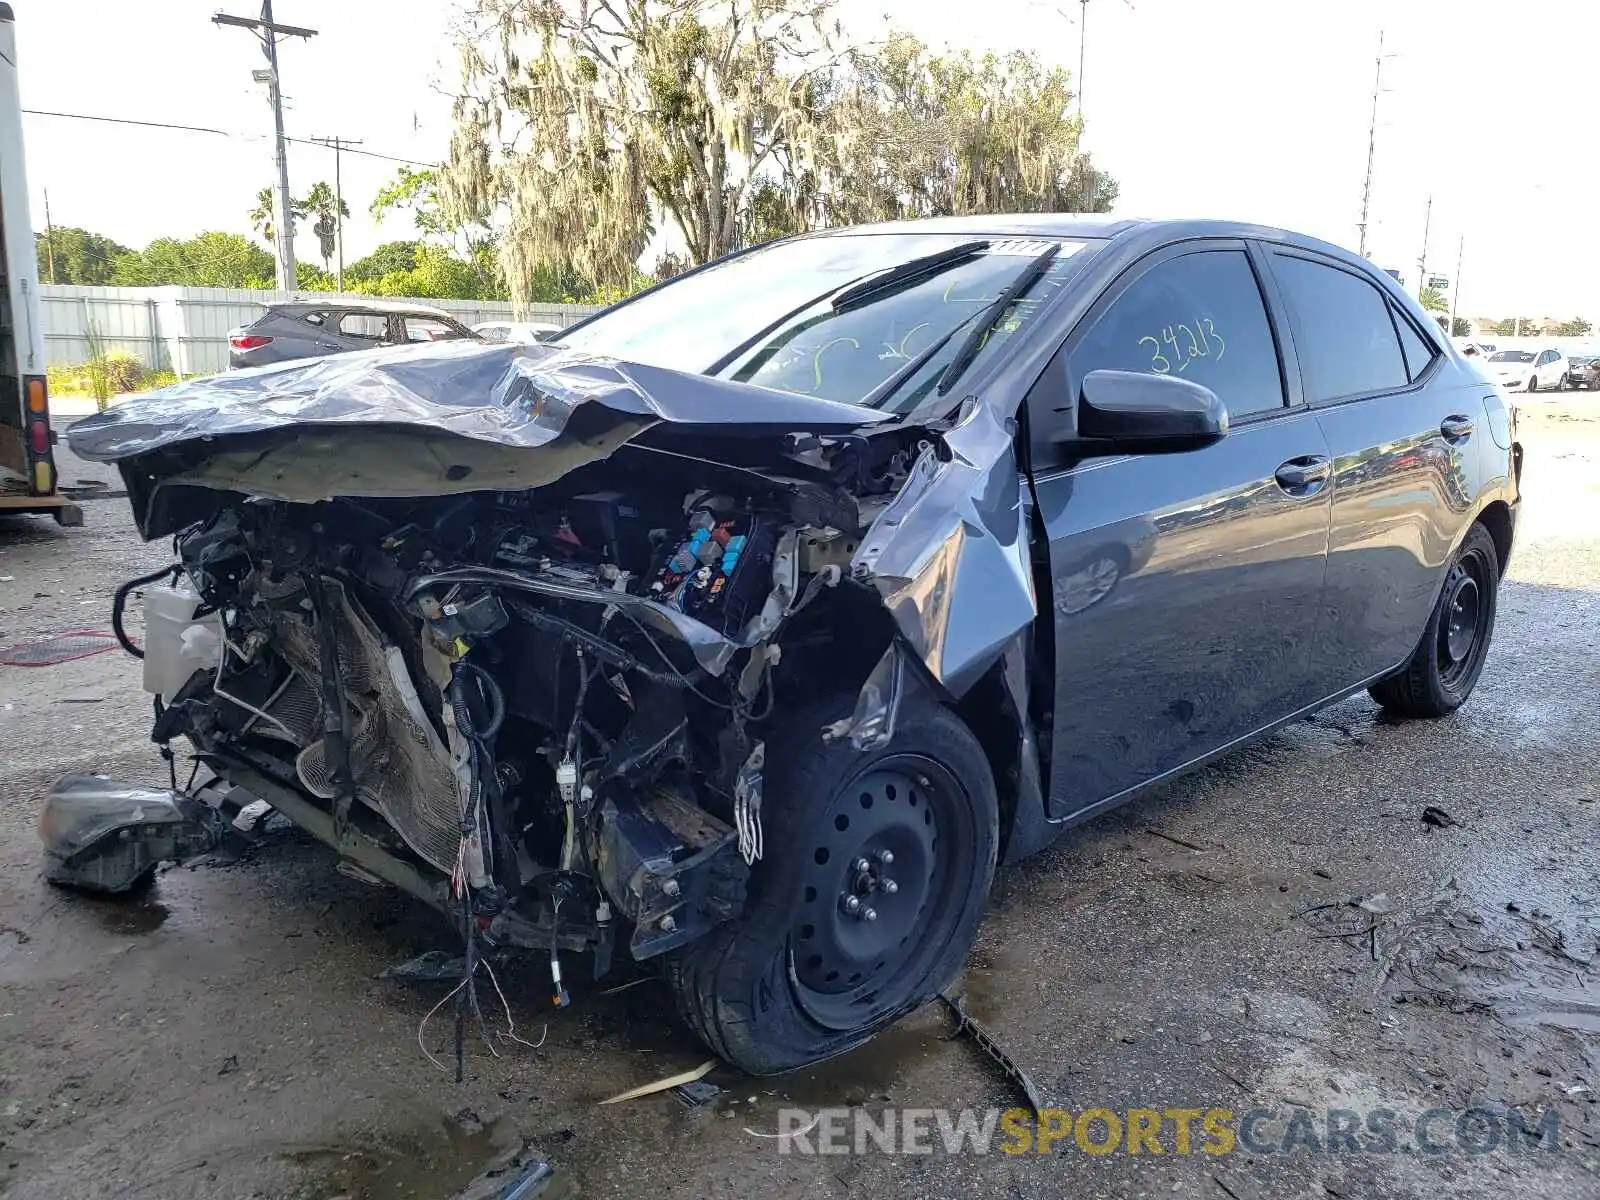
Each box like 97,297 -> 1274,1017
1419,286 -> 1447,313
300,181 -> 351,273
249,186 -> 307,248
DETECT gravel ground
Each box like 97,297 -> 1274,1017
0,401 -> 1597,1199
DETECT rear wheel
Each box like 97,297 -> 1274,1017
1369,523 -> 1500,717
663,697 -> 998,1074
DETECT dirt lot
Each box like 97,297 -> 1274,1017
1,399 -> 1598,1199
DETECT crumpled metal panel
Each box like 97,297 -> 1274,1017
850,399 -> 1036,699
66,339 -> 886,465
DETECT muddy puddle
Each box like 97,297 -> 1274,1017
1371,878 -> 1600,1034
283,1113 -> 574,1200
82,895 -> 170,935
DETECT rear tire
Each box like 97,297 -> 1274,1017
663,697 -> 998,1074
1369,523 -> 1500,718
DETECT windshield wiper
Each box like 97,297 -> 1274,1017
704,240 -> 992,377
830,240 -> 990,311
860,308 -> 988,410
935,244 -> 1060,397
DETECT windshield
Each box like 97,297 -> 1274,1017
1488,351 -> 1535,363
559,234 -> 1090,411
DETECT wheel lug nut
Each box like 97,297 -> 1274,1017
853,857 -> 871,873
843,894 -> 861,914
876,849 -> 894,866
881,878 -> 898,894
862,907 -> 878,921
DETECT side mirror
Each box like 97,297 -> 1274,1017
1072,369 -> 1229,454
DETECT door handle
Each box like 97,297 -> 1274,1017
1440,415 -> 1474,442
1274,454 -> 1332,494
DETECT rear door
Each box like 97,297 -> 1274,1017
1027,241 -> 1334,818
1537,348 -> 1564,390
1264,248 -> 1480,688
335,310 -> 393,349
402,313 -> 469,343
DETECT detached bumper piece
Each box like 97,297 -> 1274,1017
39,775 -> 223,893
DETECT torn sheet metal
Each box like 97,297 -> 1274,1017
850,399 -> 1037,698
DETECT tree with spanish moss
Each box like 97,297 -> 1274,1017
445,1 -> 1116,301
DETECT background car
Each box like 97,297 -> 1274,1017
227,300 -> 479,369
471,319 -> 565,344
1484,346 -> 1566,392
1563,349 -> 1599,389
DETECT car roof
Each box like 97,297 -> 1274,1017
266,298 -> 458,319
810,214 -> 1370,266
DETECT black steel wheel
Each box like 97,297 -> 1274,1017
791,756 -> 978,1030
1370,523 -> 1500,718
663,697 -> 998,1074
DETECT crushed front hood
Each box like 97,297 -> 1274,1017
67,340 -> 887,517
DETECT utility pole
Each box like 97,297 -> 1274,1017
1357,30 -> 1392,259
41,187 -> 56,284
1063,0 -> 1133,119
311,135 -> 362,292
214,2 -> 318,292
1449,235 -> 1464,336
1416,193 -> 1431,299
1078,0 -> 1089,116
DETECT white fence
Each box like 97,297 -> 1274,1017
40,285 -> 603,377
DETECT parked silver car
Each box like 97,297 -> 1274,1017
227,300 -> 479,369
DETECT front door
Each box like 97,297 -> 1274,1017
1263,249 -> 1482,686
1027,243 -> 1332,819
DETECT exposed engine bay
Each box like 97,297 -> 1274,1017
136,437 -> 920,980
62,339 -> 1048,1072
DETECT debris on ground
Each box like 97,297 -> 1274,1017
939,991 -> 1047,1121
673,1078 -> 727,1109
0,629 -> 120,667
599,1059 -> 716,1106
1144,827 -> 1207,852
381,949 -> 469,984
445,1143 -> 557,1200
1421,804 -> 1461,829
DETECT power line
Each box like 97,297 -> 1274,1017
21,108 -> 440,167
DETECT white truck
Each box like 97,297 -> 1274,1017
0,3 -> 79,525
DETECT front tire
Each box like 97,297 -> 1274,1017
663,698 -> 998,1074
1369,523 -> 1500,717
1527,375 -> 1539,393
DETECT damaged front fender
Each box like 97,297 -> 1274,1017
850,399 -> 1037,698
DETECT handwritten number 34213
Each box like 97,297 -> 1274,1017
1139,318 -> 1224,374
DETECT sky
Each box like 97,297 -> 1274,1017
17,0 -> 1600,318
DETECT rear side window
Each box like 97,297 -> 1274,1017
1271,254 -> 1408,401
1394,309 -> 1438,382
339,312 -> 389,341
477,324 -> 509,344
1068,248 -> 1286,417
406,316 -> 465,342
301,311 -> 328,326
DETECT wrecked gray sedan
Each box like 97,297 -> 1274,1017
65,217 -> 1520,1073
